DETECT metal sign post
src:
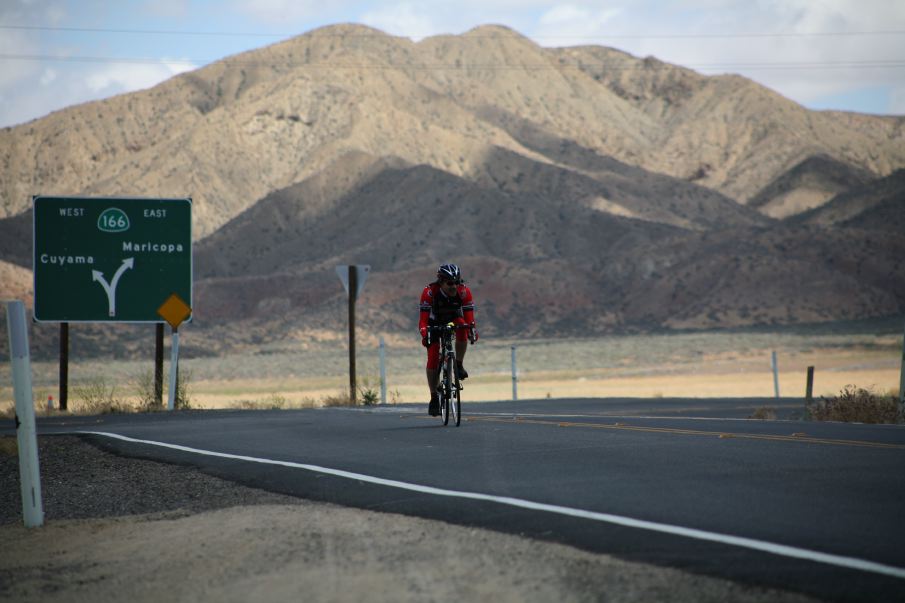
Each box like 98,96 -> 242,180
157,294 -> 192,410
336,265 -> 370,404
512,345 -> 518,401
771,351 -> 780,398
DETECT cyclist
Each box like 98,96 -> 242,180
419,263 -> 478,416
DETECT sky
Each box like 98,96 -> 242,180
1,0 -> 904,128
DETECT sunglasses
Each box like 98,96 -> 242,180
440,279 -> 458,286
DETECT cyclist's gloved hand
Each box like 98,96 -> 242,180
420,327 -> 429,347
469,327 -> 479,344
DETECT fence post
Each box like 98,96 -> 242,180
379,336 -> 387,405
771,351 -> 780,398
511,345 -> 518,401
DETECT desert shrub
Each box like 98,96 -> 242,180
129,367 -> 192,411
132,370 -> 162,412
807,386 -> 903,424
321,391 -> 354,407
174,367 -> 193,410
73,377 -> 129,415
358,375 -> 380,406
237,393 -> 287,410
749,406 -> 777,420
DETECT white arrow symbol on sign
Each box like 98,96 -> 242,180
92,257 -> 134,317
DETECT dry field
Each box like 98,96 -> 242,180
2,328 -> 902,414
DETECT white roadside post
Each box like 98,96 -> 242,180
167,329 -> 180,410
379,336 -> 387,405
771,350 -> 780,399
511,345 -> 518,401
5,300 -> 44,527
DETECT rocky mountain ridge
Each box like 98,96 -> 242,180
0,24 -> 903,358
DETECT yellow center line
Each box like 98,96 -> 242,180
466,416 -> 905,450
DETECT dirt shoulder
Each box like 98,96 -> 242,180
0,436 -> 820,602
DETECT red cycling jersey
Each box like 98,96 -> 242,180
419,282 -> 476,369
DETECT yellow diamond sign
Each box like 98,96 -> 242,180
157,293 -> 192,330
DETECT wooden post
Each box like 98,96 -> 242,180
348,266 -> 357,404
59,322 -> 68,411
899,319 -> 905,404
806,366 -> 814,403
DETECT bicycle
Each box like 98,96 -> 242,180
427,322 -> 474,427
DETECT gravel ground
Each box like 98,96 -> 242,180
0,435 -> 823,602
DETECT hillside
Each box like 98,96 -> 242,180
747,155 -> 876,219
792,169 -> 905,230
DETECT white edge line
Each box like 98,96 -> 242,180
78,430 -> 905,581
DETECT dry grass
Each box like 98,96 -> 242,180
807,385 -> 904,424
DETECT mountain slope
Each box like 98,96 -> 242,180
792,169 -> 905,230
2,24 -> 904,235
747,154 -> 876,218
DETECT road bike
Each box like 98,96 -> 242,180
427,322 -> 473,427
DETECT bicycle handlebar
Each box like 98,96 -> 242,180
426,322 -> 476,345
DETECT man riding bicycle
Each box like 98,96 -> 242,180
419,263 -> 478,416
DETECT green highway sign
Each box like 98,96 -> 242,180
33,196 -> 192,322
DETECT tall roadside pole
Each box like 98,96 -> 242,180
336,265 -> 370,404
5,300 -> 44,527
348,267 -> 357,404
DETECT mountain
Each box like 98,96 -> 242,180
1,24 -> 904,359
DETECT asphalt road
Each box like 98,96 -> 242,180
12,397 -> 905,602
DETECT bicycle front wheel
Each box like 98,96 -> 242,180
442,357 -> 455,426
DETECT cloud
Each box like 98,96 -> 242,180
359,3 -> 439,39
0,58 -> 196,128
85,60 -> 195,95
534,4 -> 622,46
525,0 -> 905,111
889,85 -> 905,114
140,0 -> 190,19
230,0 -> 332,25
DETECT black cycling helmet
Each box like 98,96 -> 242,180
437,263 -> 461,283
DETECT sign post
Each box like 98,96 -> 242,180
335,265 -> 370,404
157,294 -> 192,410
